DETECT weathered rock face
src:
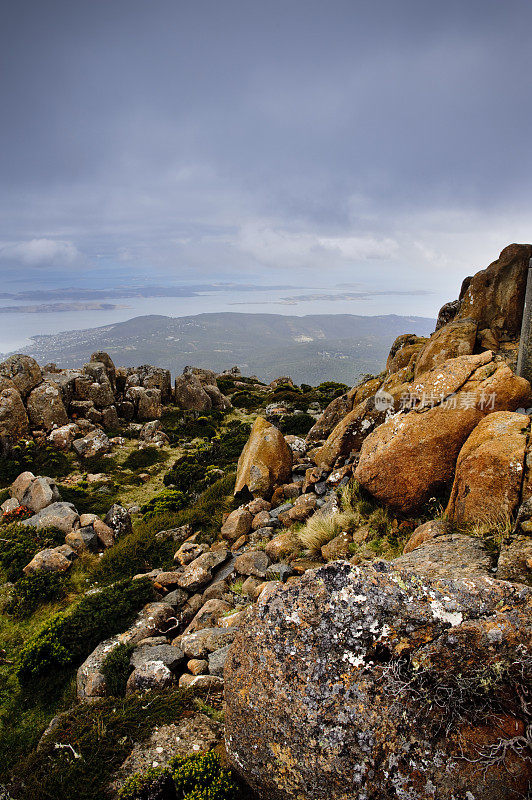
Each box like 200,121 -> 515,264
385,333 -> 427,375
312,397 -> 388,469
455,242 -> 532,340
306,378 -> 381,443
26,381 -> 69,431
125,386 -> 162,420
90,351 -> 116,389
234,417 -> 293,498
497,535 -> 532,585
225,561 -> 532,800
0,354 -> 42,398
355,353 -> 532,513
0,387 -> 29,445
413,318 -> 477,378
446,411 -> 529,524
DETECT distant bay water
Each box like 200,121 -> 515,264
0,285 -> 438,356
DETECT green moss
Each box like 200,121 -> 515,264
17,578 -> 154,683
119,766 -> 177,800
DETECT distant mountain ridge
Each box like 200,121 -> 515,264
14,311 -> 435,384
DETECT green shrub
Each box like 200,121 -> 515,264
17,578 -> 154,683
122,447 -> 166,471
207,422 -> 251,467
93,526 -> 175,583
278,412 -> 315,436
9,689 -> 186,800
164,452 -> 210,491
119,766 -> 176,799
171,751 -> 240,800
170,473 -> 237,536
230,391 -> 262,409
6,571 -> 67,617
0,440 -> 70,485
101,642 -> 134,697
0,524 -> 64,582
59,481 -> 122,516
141,489 -> 188,519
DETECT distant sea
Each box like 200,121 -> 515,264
0,286 -> 438,356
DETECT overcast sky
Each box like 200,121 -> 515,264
1,0 -> 531,316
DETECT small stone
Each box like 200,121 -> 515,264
234,550 -> 270,578
187,659 -> 209,676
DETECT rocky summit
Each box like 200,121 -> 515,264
0,244 -> 531,800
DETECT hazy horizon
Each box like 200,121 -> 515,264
1,0 -> 531,348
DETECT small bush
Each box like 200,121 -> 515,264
141,489 -> 188,519
0,524 -> 64,582
0,439 -> 69,485
101,642 -> 134,697
93,526 -> 175,583
1,505 -> 33,525
171,751 -> 240,800
10,689 -> 187,800
6,571 -> 67,617
59,481 -> 121,517
122,447 -> 165,471
170,473 -> 237,536
17,578 -> 154,683
164,452 -> 210,491
230,391 -> 262,409
278,413 -> 315,436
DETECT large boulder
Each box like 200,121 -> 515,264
413,318 -> 477,378
90,351 -> 116,389
455,242 -> 532,340
22,501 -> 79,534
225,561 -> 532,800
446,411 -> 529,524
126,365 -> 172,403
385,333 -> 427,375
26,381 -> 68,431
234,417 -> 293,499
20,475 -> 61,513
125,386 -> 162,420
306,378 -> 381,443
0,354 -> 42,398
0,387 -> 29,445
174,372 -> 212,412
354,353 -> 532,513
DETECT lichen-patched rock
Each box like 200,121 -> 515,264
224,561 -> 532,800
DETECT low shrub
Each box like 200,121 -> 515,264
118,766 -> 177,800
171,751 -> 240,800
59,481 -> 121,517
9,689 -> 187,800
101,642 -> 134,697
0,439 -> 70,485
93,526 -> 175,583
6,571 -> 67,617
0,524 -> 65,582
141,489 -> 188,519
1,504 -> 33,525
278,412 -> 315,436
170,473 -> 237,536
230,391 -> 263,409
163,452 -> 210,491
17,578 -> 154,683
122,447 -> 166,471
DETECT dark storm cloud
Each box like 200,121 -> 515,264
1,0 -> 531,313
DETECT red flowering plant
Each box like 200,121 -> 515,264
2,505 -> 33,525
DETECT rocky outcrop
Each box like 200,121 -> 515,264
234,417 -> 293,498
354,352 -> 531,513
225,560 -> 532,800
26,381 -> 69,431
174,367 -> 230,412
0,387 -> 29,445
455,242 -> 532,340
446,411 -> 529,524
306,378 -> 380,443
413,318 -> 477,378
0,354 -> 42,398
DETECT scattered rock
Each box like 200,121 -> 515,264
234,416 -> 293,498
